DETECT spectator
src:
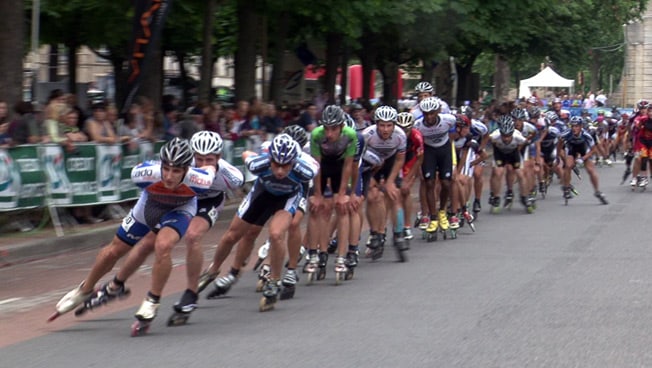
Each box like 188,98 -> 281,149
44,89 -> 66,123
261,103 -> 283,135
296,103 -> 318,131
177,109 -> 202,140
0,122 -> 10,148
161,102 -> 179,141
8,101 -> 40,145
203,103 -> 223,135
61,108 -> 88,143
85,102 -> 118,144
64,93 -> 87,130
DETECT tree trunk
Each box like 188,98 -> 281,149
380,62 -> 398,107
339,46 -> 349,106
456,58 -> 478,104
358,31 -> 376,103
138,36 -> 163,111
493,53 -> 510,103
269,11 -> 289,106
112,56 -> 128,113
234,0 -> 258,102
49,44 -> 59,82
199,0 -> 216,103
421,58 -> 436,85
434,62 -> 451,102
590,51 -> 600,93
0,1 -> 23,107
324,32 -> 342,105
66,43 -> 78,94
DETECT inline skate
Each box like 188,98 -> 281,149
75,280 -> 130,316
131,297 -> 159,337
279,269 -> 298,300
167,289 -> 197,326
206,273 -> 237,299
259,279 -> 280,312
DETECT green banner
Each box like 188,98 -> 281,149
9,145 -> 47,209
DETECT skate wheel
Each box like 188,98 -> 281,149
306,272 -> 315,285
259,296 -> 275,312
131,320 -> 149,337
345,270 -> 354,280
335,272 -> 343,285
469,222 -> 476,233
47,311 -> 61,323
317,269 -> 326,281
74,306 -> 87,317
255,279 -> 265,292
167,313 -> 189,327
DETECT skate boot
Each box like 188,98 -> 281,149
594,191 -> 609,205
639,176 -> 649,191
604,158 -> 613,167
462,209 -> 476,232
168,289 -> 198,326
317,252 -> 328,280
403,227 -> 414,240
365,231 -> 381,258
573,165 -> 582,180
302,253 -> 312,273
563,186 -> 573,205
414,211 -> 422,228
393,232 -> 409,262
490,195 -> 501,214
438,210 -> 449,231
539,180 -> 547,199
473,198 -> 481,216
280,269 -> 298,300
334,256 -> 349,284
521,195 -> 535,214
49,282 -> 93,322
631,176 -> 639,190
197,268 -> 218,294
327,238 -> 338,254
448,214 -> 460,230
370,234 -> 385,260
256,264 -> 271,292
75,280 -> 131,316
206,273 -> 237,299
503,190 -> 514,210
304,254 -> 319,284
344,251 -> 358,280
259,279 -> 280,312
132,296 -> 160,337
418,215 -> 430,230
569,184 -> 579,197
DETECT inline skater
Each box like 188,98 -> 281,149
78,132 -> 244,324
487,116 -> 533,213
631,105 -> 652,191
302,105 -> 358,282
512,107 -> 539,203
413,97 -> 457,238
535,115 -> 562,198
558,116 -> 609,204
207,134 -> 316,312
396,112 -> 424,240
48,139 -> 215,329
361,105 -> 408,260
630,100 -> 649,188
199,127 -> 318,300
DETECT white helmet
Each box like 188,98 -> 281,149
374,105 -> 398,122
190,130 -> 224,155
396,112 -> 414,129
419,97 -> 440,113
415,81 -> 434,93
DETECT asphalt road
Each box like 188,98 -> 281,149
2,163 -> 652,368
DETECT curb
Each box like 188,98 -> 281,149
0,204 -> 240,267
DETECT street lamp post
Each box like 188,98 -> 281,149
31,0 -> 40,104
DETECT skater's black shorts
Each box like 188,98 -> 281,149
493,149 -> 522,169
237,187 -> 300,226
565,144 -> 588,159
421,144 -> 452,181
196,193 -> 225,227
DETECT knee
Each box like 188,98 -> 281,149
184,228 -> 203,246
268,229 -> 284,245
154,241 -> 174,259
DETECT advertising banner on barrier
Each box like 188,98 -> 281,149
9,145 -> 47,209
96,144 -> 123,202
65,144 -> 99,204
0,149 -> 22,209
40,145 -> 73,205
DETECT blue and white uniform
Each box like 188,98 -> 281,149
117,162 -> 215,245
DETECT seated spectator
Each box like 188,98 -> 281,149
177,110 -> 201,140
261,103 -> 283,135
85,102 -> 118,144
0,120 -> 10,148
161,102 -> 179,141
9,101 -> 40,145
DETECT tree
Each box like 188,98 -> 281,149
0,0 -> 24,108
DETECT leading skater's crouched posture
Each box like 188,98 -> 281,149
49,138 -> 214,322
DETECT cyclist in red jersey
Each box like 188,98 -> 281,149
396,112 -> 424,240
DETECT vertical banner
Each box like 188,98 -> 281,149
96,145 -> 123,202
8,146 -> 46,209
0,149 -> 22,209
40,145 -> 73,205
122,0 -> 173,111
120,143 -> 142,200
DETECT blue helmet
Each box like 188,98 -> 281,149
269,134 -> 299,165
570,116 -> 583,126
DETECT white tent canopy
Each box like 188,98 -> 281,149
518,66 -> 574,99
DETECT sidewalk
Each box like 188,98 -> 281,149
0,201 -> 241,268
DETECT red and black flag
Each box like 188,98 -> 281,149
122,0 -> 172,111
